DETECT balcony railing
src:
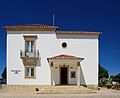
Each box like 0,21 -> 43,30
20,49 -> 39,58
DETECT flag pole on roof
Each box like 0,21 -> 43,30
53,14 -> 55,26
52,0 -> 55,26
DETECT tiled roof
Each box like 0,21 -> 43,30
4,24 -> 102,35
56,31 -> 101,35
4,24 -> 58,31
47,54 -> 84,60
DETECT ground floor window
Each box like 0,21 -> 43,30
25,67 -> 35,78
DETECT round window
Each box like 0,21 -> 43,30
62,42 -> 67,48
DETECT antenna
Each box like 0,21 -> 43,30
53,14 -> 55,26
52,0 -> 55,26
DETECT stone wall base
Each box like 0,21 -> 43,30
2,84 -> 51,91
1,84 -> 98,92
81,84 -> 98,90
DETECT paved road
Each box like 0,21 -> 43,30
0,88 -> 120,98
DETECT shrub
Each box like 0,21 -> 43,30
115,84 -> 120,90
106,82 -> 112,89
111,86 -> 115,89
99,84 -> 106,87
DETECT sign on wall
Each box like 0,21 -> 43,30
11,70 -> 21,74
71,71 -> 76,78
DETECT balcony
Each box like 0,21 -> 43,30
20,49 -> 39,60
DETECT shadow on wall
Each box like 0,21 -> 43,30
36,59 -> 41,66
80,65 -> 86,86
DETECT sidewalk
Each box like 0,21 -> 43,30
0,88 -> 120,98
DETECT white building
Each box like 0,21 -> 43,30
5,24 -> 101,90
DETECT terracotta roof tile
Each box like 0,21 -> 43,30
4,24 -> 58,31
4,24 -> 102,35
48,54 -> 84,60
56,31 -> 101,35
4,24 -> 57,28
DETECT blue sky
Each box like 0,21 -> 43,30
0,0 -> 120,77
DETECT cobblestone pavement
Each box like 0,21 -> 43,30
0,88 -> 120,98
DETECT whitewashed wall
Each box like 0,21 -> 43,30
7,31 -> 98,85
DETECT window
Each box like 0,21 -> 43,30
23,35 -> 38,53
25,67 -> 35,78
62,42 -> 67,48
26,41 -> 34,52
23,35 -> 38,57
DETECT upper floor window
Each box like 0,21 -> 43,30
23,35 -> 37,52
62,42 -> 67,48
26,41 -> 34,52
23,35 -> 38,57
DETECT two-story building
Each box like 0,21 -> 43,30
5,24 -> 101,90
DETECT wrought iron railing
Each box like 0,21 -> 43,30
20,49 -> 39,58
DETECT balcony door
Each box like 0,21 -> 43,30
26,41 -> 34,52
25,41 -> 35,57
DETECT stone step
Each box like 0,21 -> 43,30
36,86 -> 96,94
1,85 -> 96,94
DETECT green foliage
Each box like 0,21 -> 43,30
114,84 -> 120,90
101,79 -> 108,84
98,84 -> 106,87
106,82 -> 112,89
106,82 -> 112,86
110,73 -> 120,83
111,86 -> 115,89
99,64 -> 109,80
1,67 -> 6,79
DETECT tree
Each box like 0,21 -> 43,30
110,73 -> 120,83
1,67 -> 6,79
99,64 -> 109,80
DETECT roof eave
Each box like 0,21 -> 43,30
3,24 -> 58,31
55,31 -> 102,36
